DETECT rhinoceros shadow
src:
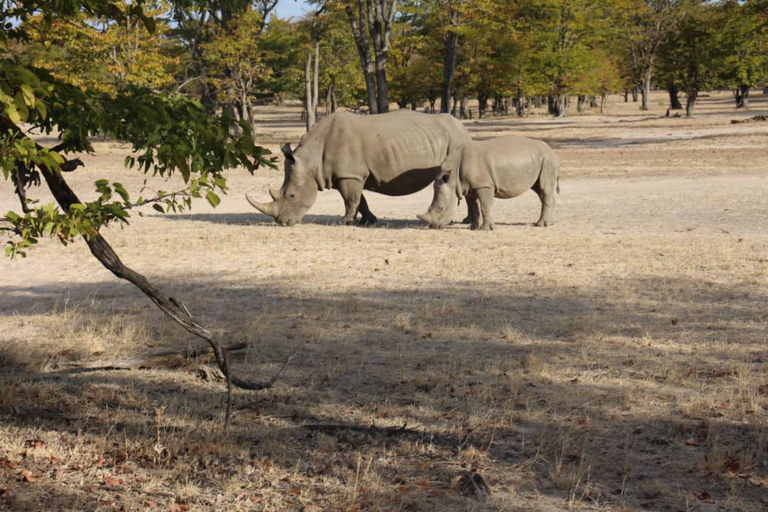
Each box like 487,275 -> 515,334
161,212 -> 428,230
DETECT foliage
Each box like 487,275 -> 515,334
656,1 -> 725,115
1,1 -> 273,259
20,3 -> 178,94
717,0 -> 768,89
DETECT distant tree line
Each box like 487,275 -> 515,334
11,0 -> 768,126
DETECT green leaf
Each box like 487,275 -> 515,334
20,84 -> 34,107
205,191 -> 221,208
34,99 -> 47,119
113,183 -> 129,202
6,104 -> 21,125
152,204 -> 164,213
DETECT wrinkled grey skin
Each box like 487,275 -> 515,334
418,134 -> 560,230
246,110 -> 472,226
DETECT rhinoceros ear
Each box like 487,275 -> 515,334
281,143 -> 295,163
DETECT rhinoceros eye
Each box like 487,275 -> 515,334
441,172 -> 451,183
289,193 -> 296,199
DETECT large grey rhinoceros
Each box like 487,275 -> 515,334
418,134 -> 560,230
246,109 -> 471,226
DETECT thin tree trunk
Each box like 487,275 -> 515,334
441,3 -> 461,114
685,87 -> 698,118
668,83 -> 683,110
735,85 -> 750,110
313,42 -> 319,119
345,4 -> 378,114
577,95 -> 586,113
305,51 -> 314,131
631,87 -> 638,102
600,93 -> 607,114
516,86 -> 524,117
460,95 -> 468,118
639,67 -> 651,111
478,93 -> 488,118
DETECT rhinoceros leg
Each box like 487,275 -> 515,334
532,178 -> 557,227
467,196 -> 482,230
337,179 -> 376,226
476,188 -> 496,231
357,194 -> 378,226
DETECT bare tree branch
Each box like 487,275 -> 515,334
0,116 -> 289,433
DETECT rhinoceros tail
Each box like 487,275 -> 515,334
557,176 -> 560,194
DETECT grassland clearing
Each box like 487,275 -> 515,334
1,91 -> 766,511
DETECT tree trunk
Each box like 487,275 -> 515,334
668,83 -> 683,110
441,4 -> 461,114
624,90 -> 629,103
313,42 -> 319,119
685,87 -> 698,118
363,0 -> 397,114
639,67 -> 651,111
577,95 -> 586,113
478,93 -> 488,118
304,48 -> 315,131
516,86 -> 524,117
326,77 -> 337,115
345,4 -> 378,114
374,52 -> 390,113
600,93 -> 607,114
460,95 -> 468,119
550,94 -> 568,117
631,87 -> 638,102
735,85 -> 750,110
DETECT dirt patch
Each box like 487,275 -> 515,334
1,90 -> 767,511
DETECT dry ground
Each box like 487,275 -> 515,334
0,90 -> 766,511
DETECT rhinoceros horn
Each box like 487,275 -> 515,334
246,192 -> 279,218
269,187 -> 281,201
417,212 -> 433,224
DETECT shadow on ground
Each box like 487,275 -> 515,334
1,274 -> 765,510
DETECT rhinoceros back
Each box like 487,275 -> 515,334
312,110 -> 470,197
478,135 -> 553,199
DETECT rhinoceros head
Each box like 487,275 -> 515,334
246,143 -> 318,226
417,149 -> 464,229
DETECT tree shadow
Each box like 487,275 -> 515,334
1,274 -> 765,510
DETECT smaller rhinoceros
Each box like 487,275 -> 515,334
417,134 -> 560,230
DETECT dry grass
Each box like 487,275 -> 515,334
0,90 -> 766,511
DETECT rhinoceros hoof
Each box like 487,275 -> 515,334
534,220 -> 552,227
461,215 -> 472,225
469,223 -> 481,231
479,223 -> 495,231
358,216 -> 378,227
